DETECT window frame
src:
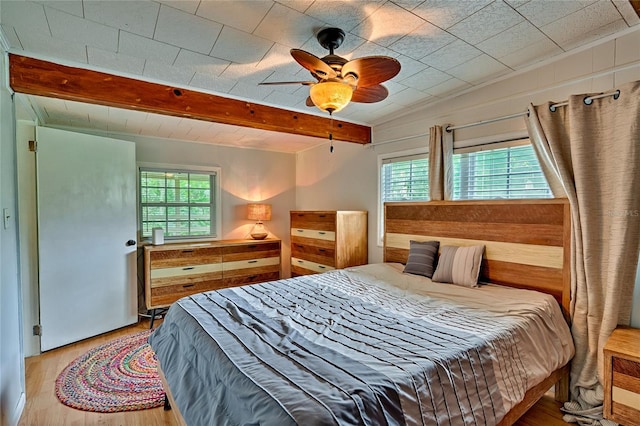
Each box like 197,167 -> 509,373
137,162 -> 222,242
377,147 -> 429,246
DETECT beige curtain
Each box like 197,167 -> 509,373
526,80 -> 640,423
428,125 -> 453,200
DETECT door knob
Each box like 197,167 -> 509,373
126,240 -> 136,246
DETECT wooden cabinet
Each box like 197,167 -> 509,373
603,327 -> 640,425
290,210 -> 367,276
144,239 -> 281,310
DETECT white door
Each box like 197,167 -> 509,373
36,126 -> 138,351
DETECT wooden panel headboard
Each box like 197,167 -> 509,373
384,199 -> 571,320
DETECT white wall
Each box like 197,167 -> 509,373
296,27 -> 640,319
129,135 -> 297,277
0,52 -> 26,426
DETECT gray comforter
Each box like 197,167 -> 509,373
149,263 -> 573,426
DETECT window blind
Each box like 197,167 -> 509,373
139,168 -> 217,238
381,153 -> 429,202
452,143 -> 552,200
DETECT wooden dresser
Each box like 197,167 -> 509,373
290,210 -> 367,276
144,239 -> 281,311
603,327 -> 640,425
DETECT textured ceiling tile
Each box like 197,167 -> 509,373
45,7 -> 119,51
174,49 -> 230,76
196,1 -> 273,33
211,27 -> 274,64
541,1 -> 626,49
388,21 -> 456,60
38,0 -> 84,17
351,1 -> 425,47
447,54 -> 510,83
154,5 -> 222,54
228,80 -> 275,101
220,62 -> 275,83
477,21 -> 547,59
84,1 -> 160,38
1,25 -> 22,49
119,32 -> 180,64
516,0 -> 597,28
343,41 -> 401,61
189,72 -> 237,94
612,0 -> 640,26
449,1 -> 524,45
256,43 -> 310,77
393,55 -> 429,80
275,0 -> 314,13
420,39 -> 482,71
254,3 -> 323,48
385,86 -> 433,106
88,47 -> 146,75
424,77 -> 471,97
399,66 -> 452,90
298,31 -> 366,59
412,0 -> 492,29
304,1 -> 385,32
391,0 -> 426,11
1,1 -> 50,34
504,0 -> 529,7
14,26 -> 88,63
157,0 -> 200,14
499,38 -> 562,69
261,72 -> 312,94
143,61 -> 196,85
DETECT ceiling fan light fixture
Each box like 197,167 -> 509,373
309,81 -> 354,113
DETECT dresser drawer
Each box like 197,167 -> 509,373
149,246 -> 222,268
291,242 -> 335,267
149,277 -> 225,308
610,356 -> 640,420
290,212 -> 336,231
291,228 -> 336,241
291,257 -> 335,274
223,271 -> 280,287
223,242 -> 281,262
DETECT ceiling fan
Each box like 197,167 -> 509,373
260,27 -> 401,115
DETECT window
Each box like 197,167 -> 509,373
138,164 -> 221,240
378,151 -> 429,244
380,153 -> 430,202
452,140 -> 551,200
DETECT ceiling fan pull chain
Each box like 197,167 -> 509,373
329,112 -> 334,153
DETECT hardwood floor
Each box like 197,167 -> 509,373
20,320 -> 571,425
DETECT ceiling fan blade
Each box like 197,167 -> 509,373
351,84 -> 389,103
291,49 -> 337,79
258,81 -> 316,85
342,57 -> 401,87
305,96 -> 315,107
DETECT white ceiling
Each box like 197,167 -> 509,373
2,0 -> 639,152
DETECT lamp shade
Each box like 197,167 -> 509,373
247,203 -> 271,221
309,81 -> 354,113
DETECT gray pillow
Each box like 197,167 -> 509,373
403,240 -> 440,278
432,245 -> 485,287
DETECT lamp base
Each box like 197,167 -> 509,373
250,222 -> 268,240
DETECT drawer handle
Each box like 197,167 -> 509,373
297,260 -> 304,264
297,229 -> 304,233
248,260 -> 258,264
248,275 -> 258,280
319,266 -> 326,269
182,267 -> 195,270
182,250 -> 194,253
318,232 -> 326,235
247,245 -> 257,249
297,214 -> 305,217
319,249 -> 326,252
319,215 -> 326,218
182,284 -> 194,288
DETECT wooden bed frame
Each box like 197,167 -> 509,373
159,199 -> 572,426
384,198 -> 572,425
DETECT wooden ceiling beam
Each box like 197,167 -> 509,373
630,0 -> 640,17
9,54 -> 371,145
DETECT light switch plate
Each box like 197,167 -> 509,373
3,208 -> 10,229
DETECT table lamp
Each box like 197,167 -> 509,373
247,203 -> 271,240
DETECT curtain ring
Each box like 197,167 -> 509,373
549,105 -> 557,112
583,96 -> 593,106
613,89 -> 621,100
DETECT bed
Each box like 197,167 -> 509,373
149,199 -> 574,426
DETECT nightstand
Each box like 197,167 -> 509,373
603,327 -> 640,425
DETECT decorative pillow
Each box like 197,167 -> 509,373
403,240 -> 440,278
432,245 -> 485,287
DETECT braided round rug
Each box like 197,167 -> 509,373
55,329 -> 165,412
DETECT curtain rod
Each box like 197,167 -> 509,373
370,89 -> 621,146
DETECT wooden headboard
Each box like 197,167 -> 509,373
384,199 -> 571,320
